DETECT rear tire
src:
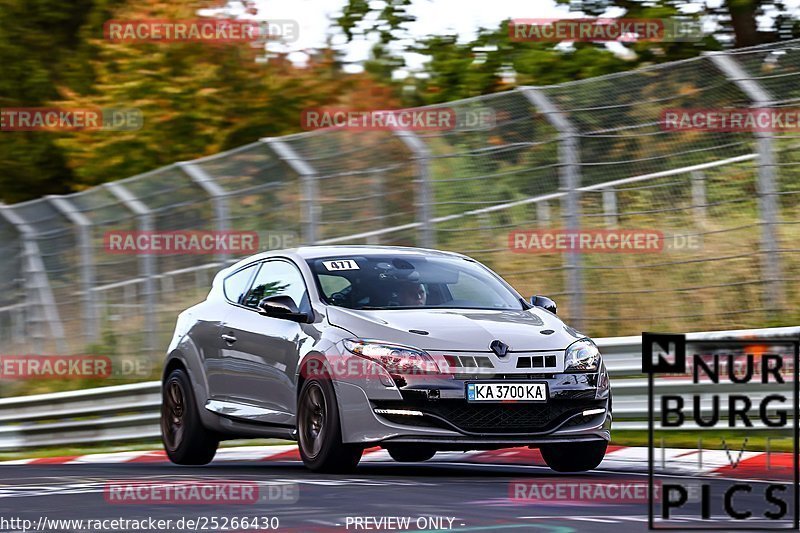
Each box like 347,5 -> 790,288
297,378 -> 363,473
386,446 -> 436,462
540,440 -> 607,472
161,368 -> 218,465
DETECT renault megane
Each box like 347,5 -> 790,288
161,246 -> 611,472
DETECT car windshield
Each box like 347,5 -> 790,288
306,255 -> 524,311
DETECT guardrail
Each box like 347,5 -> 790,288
1,326 -> 797,450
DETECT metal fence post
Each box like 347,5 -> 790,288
602,188 -> 618,227
104,183 -> 158,355
0,204 -> 66,353
368,171 -> 385,245
708,52 -> 784,312
523,87 -> 584,329
47,195 -> 98,344
395,130 -> 434,248
177,161 -> 231,261
262,138 -> 318,244
691,170 -> 707,224
536,201 -> 551,228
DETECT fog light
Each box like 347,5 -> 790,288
582,408 -> 606,417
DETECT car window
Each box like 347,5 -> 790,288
242,260 -> 308,309
306,255 -> 523,311
223,264 -> 258,304
318,274 -> 351,299
447,270 -> 503,307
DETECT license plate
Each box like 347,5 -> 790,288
466,382 -> 547,403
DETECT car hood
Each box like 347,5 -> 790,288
326,307 -> 586,352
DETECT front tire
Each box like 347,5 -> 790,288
161,368 -> 219,465
297,378 -> 363,473
540,440 -> 607,472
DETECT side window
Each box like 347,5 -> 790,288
243,260 -> 308,309
223,264 -> 258,304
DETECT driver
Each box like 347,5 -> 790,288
397,281 -> 427,306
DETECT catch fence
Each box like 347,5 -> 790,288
1,40 -> 800,364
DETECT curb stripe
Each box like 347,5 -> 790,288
0,445 -> 793,480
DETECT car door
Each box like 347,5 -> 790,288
217,258 -> 311,425
204,262 -> 259,403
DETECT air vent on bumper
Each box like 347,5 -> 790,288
516,355 -> 557,369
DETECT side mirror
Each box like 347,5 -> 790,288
530,295 -> 557,315
257,295 -> 311,323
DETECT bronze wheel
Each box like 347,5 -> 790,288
297,376 -> 363,473
162,378 -> 186,451
160,368 -> 218,465
298,381 -> 327,460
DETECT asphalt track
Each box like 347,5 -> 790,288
0,454 -> 794,533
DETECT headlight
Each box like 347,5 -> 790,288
565,338 -> 601,372
343,339 -> 439,375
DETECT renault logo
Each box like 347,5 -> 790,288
490,340 -> 509,357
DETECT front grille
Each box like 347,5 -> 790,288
517,355 -> 557,369
443,355 -> 494,369
374,398 -> 605,434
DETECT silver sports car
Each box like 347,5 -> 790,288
161,246 -> 611,472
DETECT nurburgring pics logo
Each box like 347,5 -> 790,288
662,109 -> 800,132
1,108 -> 142,131
509,18 -> 703,42
509,229 -> 702,253
104,230 -> 259,255
644,333 -> 799,529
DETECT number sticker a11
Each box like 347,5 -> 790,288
323,260 -> 360,271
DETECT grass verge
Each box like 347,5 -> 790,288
612,430 -> 794,452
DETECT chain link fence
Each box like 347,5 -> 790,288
2,39 -> 800,364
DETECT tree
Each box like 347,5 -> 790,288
336,1 -> 724,106
50,0 -> 397,189
556,0 -> 799,48
0,0 -> 109,201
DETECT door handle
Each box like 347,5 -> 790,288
221,334 -> 237,343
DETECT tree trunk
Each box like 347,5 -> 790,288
727,0 -> 761,47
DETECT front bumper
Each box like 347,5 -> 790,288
333,358 -> 611,447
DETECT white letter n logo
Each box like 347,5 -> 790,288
643,333 -> 686,374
